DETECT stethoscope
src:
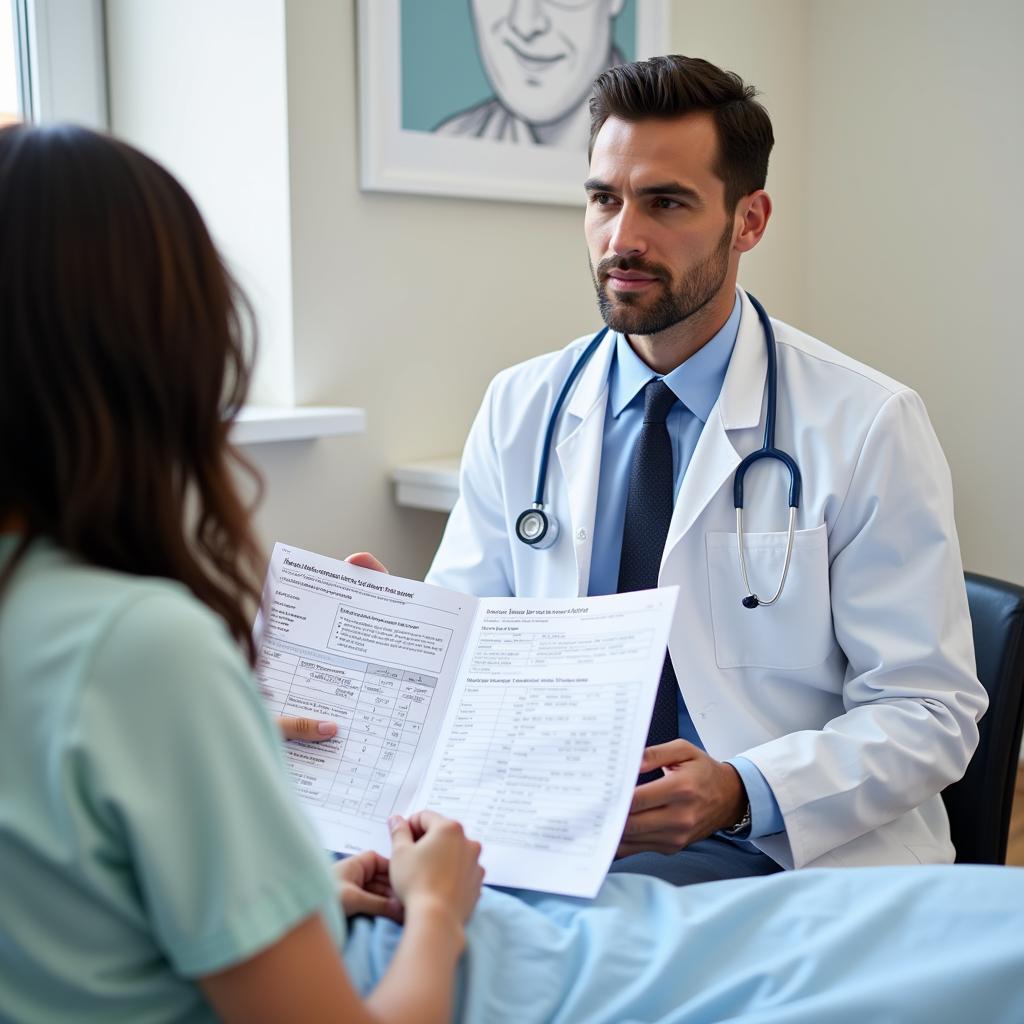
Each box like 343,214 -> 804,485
514,294 -> 802,610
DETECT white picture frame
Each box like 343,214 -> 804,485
357,0 -> 670,207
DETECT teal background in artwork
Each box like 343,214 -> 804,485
400,0 -> 638,133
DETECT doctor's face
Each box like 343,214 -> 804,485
585,114 -> 739,336
470,0 -> 625,126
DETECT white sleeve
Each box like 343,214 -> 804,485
426,377 -> 515,597
744,388 -> 988,867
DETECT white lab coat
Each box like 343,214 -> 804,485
427,289 -> 987,870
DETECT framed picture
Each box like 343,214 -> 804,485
357,0 -> 670,206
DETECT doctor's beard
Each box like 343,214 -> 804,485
592,221 -> 733,336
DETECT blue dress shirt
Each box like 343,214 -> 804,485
587,293 -> 784,840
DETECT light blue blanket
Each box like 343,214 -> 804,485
344,866 -> 1024,1022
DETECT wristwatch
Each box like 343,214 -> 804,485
721,802 -> 752,838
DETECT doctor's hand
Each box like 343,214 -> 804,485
345,551 -> 389,574
333,850 -> 404,922
615,740 -> 748,858
275,552 -> 390,743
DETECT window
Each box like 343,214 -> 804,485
1,0 -> 25,124
5,0 -> 107,128
0,0 -> 357,440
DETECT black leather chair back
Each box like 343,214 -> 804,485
943,572 -> 1024,863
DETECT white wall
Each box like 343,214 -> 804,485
665,0 -> 807,324
248,0 -> 601,575
106,0 -> 295,405
801,0 -> 1024,584
245,0 -> 808,578
107,0 -> 1021,587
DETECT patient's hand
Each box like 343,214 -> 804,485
334,850 -> 403,922
277,716 -> 338,742
275,553 -> 390,743
615,740 -> 747,858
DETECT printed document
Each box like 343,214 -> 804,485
254,543 -> 678,897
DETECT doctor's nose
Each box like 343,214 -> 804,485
608,208 -> 649,260
507,0 -> 551,43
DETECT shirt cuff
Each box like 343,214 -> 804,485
726,756 -> 785,838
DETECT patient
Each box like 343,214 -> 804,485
1,123 -> 1023,1024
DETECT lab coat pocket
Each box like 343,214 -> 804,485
706,523 -> 834,670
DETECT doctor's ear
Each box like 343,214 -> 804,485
733,191 -> 772,254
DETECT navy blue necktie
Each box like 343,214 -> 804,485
617,379 -> 680,783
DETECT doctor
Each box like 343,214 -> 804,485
420,54 -> 987,884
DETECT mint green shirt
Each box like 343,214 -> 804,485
0,537 -> 344,1022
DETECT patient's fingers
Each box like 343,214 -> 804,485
365,878 -> 396,898
277,715 -> 337,742
344,888 -> 404,921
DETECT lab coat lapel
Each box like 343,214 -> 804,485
554,333 -> 616,596
661,289 -> 769,569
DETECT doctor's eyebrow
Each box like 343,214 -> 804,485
583,179 -> 704,204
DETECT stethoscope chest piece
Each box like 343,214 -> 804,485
515,327 -> 609,553
515,505 -> 559,549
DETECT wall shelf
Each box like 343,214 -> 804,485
392,457 -> 460,513
232,406 -> 366,445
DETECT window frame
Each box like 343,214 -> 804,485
9,0 -> 361,444
16,0 -> 107,126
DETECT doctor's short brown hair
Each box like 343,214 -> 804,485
588,54 -> 774,211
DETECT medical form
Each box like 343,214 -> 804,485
254,543 -> 677,897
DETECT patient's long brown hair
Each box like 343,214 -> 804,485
0,124 -> 264,661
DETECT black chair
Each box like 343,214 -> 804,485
941,572 -> 1024,864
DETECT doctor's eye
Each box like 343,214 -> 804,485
588,192 -> 618,207
652,197 -> 685,210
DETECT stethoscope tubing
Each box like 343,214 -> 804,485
733,294 -> 802,608
533,327 -> 609,506
518,294 -> 802,609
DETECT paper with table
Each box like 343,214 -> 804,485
254,542 -> 678,897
